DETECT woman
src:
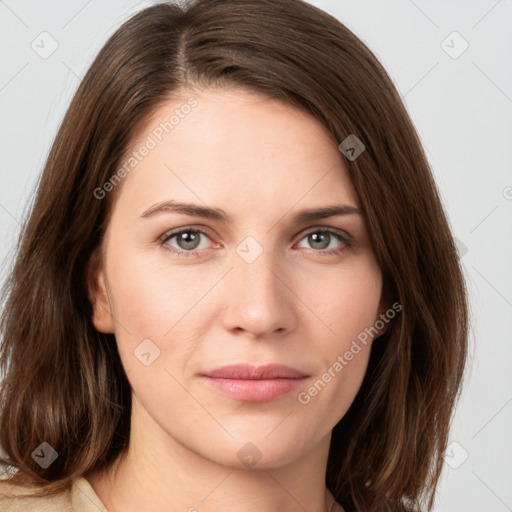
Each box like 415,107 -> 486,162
0,0 -> 468,511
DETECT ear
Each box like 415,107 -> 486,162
86,247 -> 115,333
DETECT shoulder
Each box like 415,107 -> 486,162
0,477 -> 71,512
0,472 -> 107,512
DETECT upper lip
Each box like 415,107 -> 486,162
202,364 -> 308,379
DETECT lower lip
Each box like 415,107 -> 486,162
201,376 -> 308,402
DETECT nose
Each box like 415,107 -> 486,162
221,246 -> 298,340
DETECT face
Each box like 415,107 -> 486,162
88,86 -> 388,469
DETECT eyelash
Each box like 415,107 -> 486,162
158,226 -> 352,259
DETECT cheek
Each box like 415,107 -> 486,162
308,258 -> 383,344
298,302 -> 376,426
102,253 -> 200,376
297,261 -> 381,409
106,249 -> 212,335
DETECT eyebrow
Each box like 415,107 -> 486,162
140,199 -> 362,223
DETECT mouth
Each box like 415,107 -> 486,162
200,363 -> 309,402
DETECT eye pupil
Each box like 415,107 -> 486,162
178,231 -> 200,250
309,232 -> 330,250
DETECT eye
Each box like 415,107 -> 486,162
160,227 -> 216,257
159,226 -> 351,258
295,228 -> 351,256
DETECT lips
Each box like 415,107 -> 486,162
202,363 -> 308,379
201,364 -> 309,402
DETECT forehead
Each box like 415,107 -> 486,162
113,86 -> 359,216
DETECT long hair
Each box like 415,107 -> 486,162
0,1 -> 468,510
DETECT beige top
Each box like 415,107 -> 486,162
0,475 -> 108,512
0,471 -> 343,512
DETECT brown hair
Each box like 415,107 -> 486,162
0,1 -> 468,510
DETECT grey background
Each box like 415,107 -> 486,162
1,0 -> 511,510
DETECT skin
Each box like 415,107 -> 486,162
86,86 -> 389,512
